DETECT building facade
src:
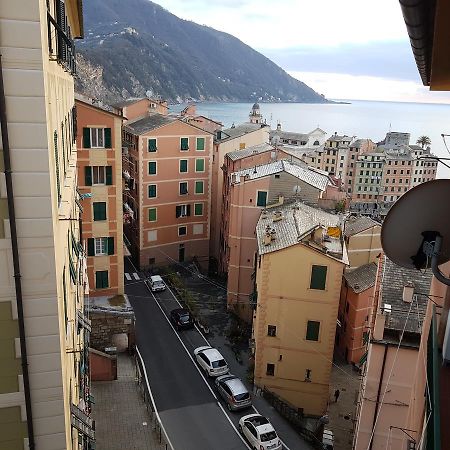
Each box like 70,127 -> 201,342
76,96 -> 124,297
0,0 -> 94,449
253,202 -> 347,415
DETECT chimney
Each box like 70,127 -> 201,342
273,211 -> 282,222
402,282 -> 414,303
263,232 -> 272,246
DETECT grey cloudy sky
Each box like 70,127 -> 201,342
155,0 -> 450,103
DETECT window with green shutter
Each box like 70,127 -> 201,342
149,161 -> 157,175
310,265 -> 327,290
95,270 -> 109,289
105,166 -> 113,185
149,208 -> 157,222
194,203 -> 203,216
195,181 -> 204,194
87,238 -> 95,256
54,131 -> 61,205
179,182 -> 188,195
148,138 -> 157,152
148,184 -> 157,198
93,202 -> 107,221
195,158 -> 205,172
69,254 -> 77,284
179,159 -> 188,173
306,320 -> 320,341
83,128 -> 91,148
196,137 -> 205,151
256,191 -> 267,207
180,137 -> 189,151
104,128 -> 112,148
85,166 -> 92,186
107,237 -> 114,255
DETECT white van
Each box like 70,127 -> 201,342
149,275 -> 166,292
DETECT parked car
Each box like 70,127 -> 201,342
170,308 -> 194,330
214,374 -> 252,411
193,346 -> 229,377
149,275 -> 166,292
239,414 -> 282,450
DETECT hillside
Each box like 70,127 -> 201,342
76,0 -> 328,104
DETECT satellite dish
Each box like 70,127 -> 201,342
381,179 -> 450,285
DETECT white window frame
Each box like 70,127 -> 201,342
94,237 -> 108,256
195,180 -> 204,195
196,137 -> 205,152
195,158 -> 205,173
90,128 -> 105,148
92,166 -> 106,185
148,160 -> 157,176
179,181 -> 188,195
179,204 -> 188,217
179,159 -> 189,174
194,202 -> 203,216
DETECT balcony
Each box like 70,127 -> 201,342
47,6 -> 76,74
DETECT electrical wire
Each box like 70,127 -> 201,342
441,133 -> 450,156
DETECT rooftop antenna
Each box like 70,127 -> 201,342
389,123 -> 392,132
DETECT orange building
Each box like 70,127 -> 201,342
76,95 -> 125,297
122,114 -> 214,269
113,97 -> 169,122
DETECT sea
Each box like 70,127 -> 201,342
171,99 -> 450,179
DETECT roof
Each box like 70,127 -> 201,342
328,134 -> 352,142
202,347 -> 224,362
256,202 -> 346,262
111,97 -> 148,108
226,143 -> 275,161
344,216 -> 381,237
381,256 -> 433,334
231,160 -> 330,191
125,114 -> 177,135
219,123 -> 266,142
270,130 -> 310,142
344,263 -> 377,293
75,93 -> 123,118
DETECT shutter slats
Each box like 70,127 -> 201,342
104,128 -> 112,148
105,166 -> 113,185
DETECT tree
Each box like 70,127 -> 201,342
416,135 -> 431,148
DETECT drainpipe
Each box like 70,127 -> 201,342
0,55 -> 35,449
369,344 -> 388,450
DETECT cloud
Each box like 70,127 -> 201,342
262,41 -> 420,81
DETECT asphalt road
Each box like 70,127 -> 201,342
125,258 -> 248,450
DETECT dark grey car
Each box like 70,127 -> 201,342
214,374 -> 252,411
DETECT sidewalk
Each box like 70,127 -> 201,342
91,353 -> 165,450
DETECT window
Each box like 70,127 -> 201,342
176,204 -> 190,218
178,226 -> 187,236
195,181 -> 204,194
179,159 -> 188,173
179,182 -> 188,195
94,237 -> 107,256
91,128 -> 104,148
148,138 -> 157,152
180,137 -> 189,151
95,270 -> 109,289
148,184 -> 157,198
148,230 -> 157,241
148,161 -> 157,175
305,369 -> 312,381
310,265 -> 327,290
194,203 -> 203,216
149,207 -> 157,222
266,363 -> 275,376
93,202 -> 106,221
196,137 -> 205,150
256,190 -> 267,207
306,320 -> 320,341
149,257 -> 156,265
268,325 -> 277,337
85,166 -> 113,186
195,158 -> 205,172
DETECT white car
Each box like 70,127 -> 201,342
149,275 -> 166,292
239,414 -> 282,450
193,346 -> 229,377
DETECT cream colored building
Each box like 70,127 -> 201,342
253,202 -> 347,416
0,1 -> 93,449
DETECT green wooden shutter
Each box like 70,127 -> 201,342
187,204 -> 191,216
195,159 -> 204,172
149,161 -> 157,175
87,238 -> 95,256
95,271 -> 102,289
196,137 -> 205,150
176,206 -> 181,218
194,203 -> 203,216
180,137 -> 189,150
104,128 -> 112,148
195,181 -> 203,194
310,265 -> 327,290
107,237 -> 114,255
257,191 -> 267,207
180,160 -> 188,173
93,202 -> 106,221
105,166 -> 113,185
149,208 -> 157,222
306,320 -> 320,341
85,166 -> 92,186
148,139 -> 157,152
54,131 -> 61,204
83,128 -> 91,148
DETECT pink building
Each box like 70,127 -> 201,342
113,97 -> 169,122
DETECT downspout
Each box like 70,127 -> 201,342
0,55 -> 35,449
369,344 -> 388,450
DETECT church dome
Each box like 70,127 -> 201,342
252,102 -> 260,110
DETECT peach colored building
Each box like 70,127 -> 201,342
253,202 -> 347,415
337,262 -> 377,365
112,97 -> 168,122
354,256 -> 432,450
122,114 -> 213,269
76,95 -> 124,297
179,104 -> 223,135
343,216 -> 382,269
224,160 -> 330,321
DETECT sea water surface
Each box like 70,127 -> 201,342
171,99 -> 450,178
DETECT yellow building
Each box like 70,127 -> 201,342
0,1 -> 93,449
253,202 -> 347,416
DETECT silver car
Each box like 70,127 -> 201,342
214,374 -> 252,411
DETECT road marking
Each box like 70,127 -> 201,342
125,273 -> 132,281
135,346 -> 175,450
133,272 -> 140,280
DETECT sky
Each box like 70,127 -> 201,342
154,0 -> 450,104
